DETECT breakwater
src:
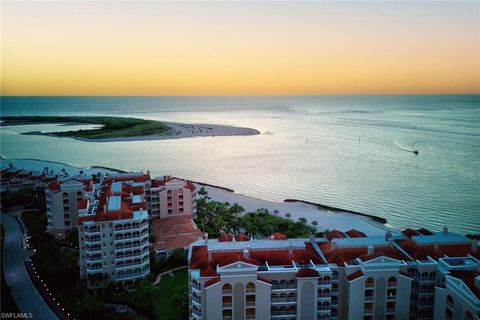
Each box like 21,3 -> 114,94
284,199 -> 387,224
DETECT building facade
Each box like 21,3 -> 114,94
188,229 -> 480,320
149,175 -> 196,219
77,178 -> 150,284
45,177 -> 94,236
44,171 -> 196,235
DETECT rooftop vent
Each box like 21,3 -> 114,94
367,245 -> 374,255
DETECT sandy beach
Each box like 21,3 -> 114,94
16,121 -> 260,142
1,158 -> 389,236
196,185 -> 389,236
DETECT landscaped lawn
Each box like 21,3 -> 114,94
153,269 -> 188,320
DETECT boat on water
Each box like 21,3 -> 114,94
413,150 -> 419,155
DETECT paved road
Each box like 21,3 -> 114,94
1,212 -> 59,320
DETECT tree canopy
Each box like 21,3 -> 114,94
195,187 -> 316,238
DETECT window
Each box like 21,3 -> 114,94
387,277 -> 396,287
365,277 -> 374,287
446,295 -> 454,307
464,311 -> 473,320
222,283 -> 232,294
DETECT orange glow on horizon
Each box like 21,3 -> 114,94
1,2 -> 479,96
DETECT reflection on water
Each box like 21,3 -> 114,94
0,95 -> 479,233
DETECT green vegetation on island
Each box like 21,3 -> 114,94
0,116 -> 171,140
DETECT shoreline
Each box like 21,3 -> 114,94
3,118 -> 260,142
63,122 -> 261,142
1,158 -> 390,236
284,199 -> 388,224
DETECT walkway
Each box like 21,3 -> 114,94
154,265 -> 187,285
1,211 -> 59,320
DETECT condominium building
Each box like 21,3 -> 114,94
149,175 -> 196,218
1,167 -> 56,192
187,228 -> 480,320
45,177 -> 95,236
44,171 -> 197,235
77,179 -> 150,284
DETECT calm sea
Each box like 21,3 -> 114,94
1,95 -> 479,234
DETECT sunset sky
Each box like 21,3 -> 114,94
1,1 -> 479,96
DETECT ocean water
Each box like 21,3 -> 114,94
1,95 -> 479,234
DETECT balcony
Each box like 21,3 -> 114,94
222,289 -> 232,295
192,296 -> 201,305
271,310 -> 296,316
116,260 -> 149,270
222,303 -> 232,308
116,252 -> 148,260
192,309 -> 202,318
192,284 -> 202,291
114,233 -> 148,241
246,316 -> 255,320
84,237 -> 101,244
85,255 -> 102,262
84,228 -> 101,234
85,247 -> 102,253
386,308 -> 396,314
86,265 -> 103,272
272,284 -> 297,291
364,308 -> 373,315
116,269 -> 149,280
246,301 -> 255,307
115,242 -> 149,251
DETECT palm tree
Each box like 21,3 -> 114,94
298,217 -> 307,224
311,220 -> 318,226
273,209 -> 280,216
285,213 -> 291,219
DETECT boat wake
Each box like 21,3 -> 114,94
394,140 -> 419,155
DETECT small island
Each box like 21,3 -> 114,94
0,116 -> 260,141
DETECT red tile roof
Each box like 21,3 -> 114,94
396,239 -> 480,260
257,276 -> 272,284
270,233 -> 288,240
189,242 -> 322,276
78,199 -> 88,210
204,277 -> 220,288
78,182 -> 146,223
359,246 -> 409,262
449,270 -> 480,299
346,270 -> 364,281
402,228 -> 420,238
218,234 -> 234,242
235,233 -> 249,241
151,176 -> 195,191
417,228 -> 433,235
201,265 -> 218,277
46,180 -> 60,191
325,230 -> 346,241
345,229 -> 367,238
296,268 -> 320,278
103,173 -> 151,184
151,216 -> 203,250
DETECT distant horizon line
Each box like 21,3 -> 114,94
1,93 -> 479,98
